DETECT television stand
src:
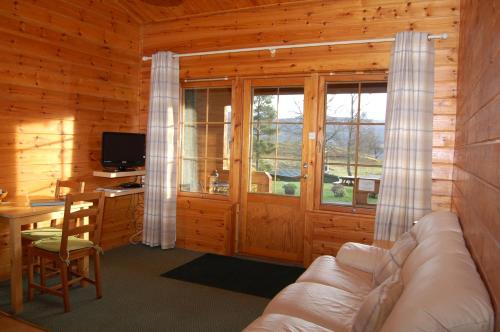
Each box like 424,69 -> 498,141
93,170 -> 146,178
102,167 -> 137,172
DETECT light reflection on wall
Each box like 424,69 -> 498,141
14,118 -> 74,199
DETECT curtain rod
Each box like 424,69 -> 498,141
142,33 -> 448,61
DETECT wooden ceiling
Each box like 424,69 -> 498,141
114,0 -> 305,23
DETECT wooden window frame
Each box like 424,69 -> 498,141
314,74 -> 388,215
177,80 -> 235,201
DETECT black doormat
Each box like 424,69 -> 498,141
161,254 -> 305,299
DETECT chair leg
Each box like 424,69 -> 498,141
60,263 -> 71,312
67,263 -> 72,287
39,257 -> 46,294
28,253 -> 35,301
94,251 -> 102,299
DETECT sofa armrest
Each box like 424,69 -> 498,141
336,242 -> 387,273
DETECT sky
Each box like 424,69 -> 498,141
255,91 -> 387,122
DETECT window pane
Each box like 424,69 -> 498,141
184,89 -> 207,123
208,88 -> 232,122
277,124 -> 302,159
251,158 -> 275,173
182,124 -> 205,158
359,125 -> 385,165
357,166 -> 382,178
277,88 -> 304,122
355,167 -> 382,206
250,86 -> 304,196
360,83 -> 387,123
275,160 -> 301,196
253,89 -> 278,123
321,164 -> 353,205
180,159 -> 205,193
207,124 -> 227,159
326,83 -> 359,123
251,123 -> 277,159
181,87 -> 232,196
324,124 -> 357,166
321,81 -> 386,208
223,123 -> 231,167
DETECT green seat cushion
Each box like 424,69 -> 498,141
34,237 -> 95,252
21,227 -> 62,241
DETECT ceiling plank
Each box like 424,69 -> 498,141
112,0 -> 313,24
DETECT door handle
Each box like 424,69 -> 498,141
302,174 -> 308,179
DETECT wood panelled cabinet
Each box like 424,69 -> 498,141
176,197 -> 233,255
304,211 -> 374,266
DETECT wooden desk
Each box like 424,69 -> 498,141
0,202 -> 91,313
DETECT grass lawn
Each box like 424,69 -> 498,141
269,180 -> 378,206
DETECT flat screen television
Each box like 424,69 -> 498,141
101,132 -> 146,171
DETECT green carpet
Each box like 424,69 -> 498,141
0,246 -> 269,332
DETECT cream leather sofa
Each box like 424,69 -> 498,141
245,211 -> 494,332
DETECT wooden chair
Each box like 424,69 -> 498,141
27,192 -> 105,312
22,180 -> 85,241
50,180 -> 86,228
251,171 -> 273,193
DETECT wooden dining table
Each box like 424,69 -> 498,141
0,201 -> 92,313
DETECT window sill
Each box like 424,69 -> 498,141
177,191 -> 230,201
317,203 -> 376,216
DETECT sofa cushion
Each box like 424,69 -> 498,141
244,314 -> 333,332
380,212 -> 494,332
373,231 -> 416,286
352,269 -> 403,332
336,242 -> 388,274
411,211 -> 462,242
34,236 -> 95,252
297,255 -> 373,297
401,231 -> 473,283
21,227 -> 62,241
263,282 -> 363,332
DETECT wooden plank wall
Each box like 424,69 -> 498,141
140,0 -> 460,259
453,0 -> 499,323
0,0 -> 142,279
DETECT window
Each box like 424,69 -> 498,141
180,87 -> 232,195
249,87 -> 304,196
321,82 -> 387,207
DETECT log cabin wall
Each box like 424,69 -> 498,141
453,0 -> 499,322
140,0 -> 460,262
0,0 -> 142,279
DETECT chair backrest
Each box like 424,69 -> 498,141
251,171 -> 272,193
60,192 -> 105,254
55,180 -> 85,199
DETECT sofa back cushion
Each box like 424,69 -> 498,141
352,269 -> 403,332
372,232 -> 417,286
380,212 -> 494,332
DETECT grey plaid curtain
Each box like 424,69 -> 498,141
143,52 -> 179,249
375,32 -> 434,241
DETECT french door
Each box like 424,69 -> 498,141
238,77 -> 315,263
